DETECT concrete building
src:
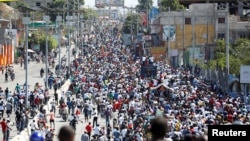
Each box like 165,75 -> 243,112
152,3 -> 250,67
152,3 -> 227,66
13,0 -> 53,10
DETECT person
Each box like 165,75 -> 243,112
0,118 -> 7,141
40,68 -> 44,77
149,117 -> 168,141
49,110 -> 55,128
30,120 -> 37,133
85,122 -> 92,139
81,131 -> 89,141
92,108 -> 98,127
69,116 -> 78,132
30,131 -> 44,141
6,119 -> 12,141
58,126 -> 75,141
45,129 -> 55,141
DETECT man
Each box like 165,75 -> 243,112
81,131 -> 89,141
0,118 -> 7,141
85,122 -> 92,139
30,120 -> 37,133
58,126 -> 75,141
149,117 -> 169,141
92,108 -> 98,127
69,116 -> 78,132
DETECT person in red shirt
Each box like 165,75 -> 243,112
85,122 -> 92,139
0,118 -> 7,141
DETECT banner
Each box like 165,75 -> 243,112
162,25 -> 176,41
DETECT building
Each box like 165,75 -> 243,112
0,3 -> 20,66
9,0 -> 53,10
154,3 -> 227,66
179,0 -> 250,16
153,3 -> 250,67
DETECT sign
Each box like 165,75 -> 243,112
162,25 -> 176,41
96,0 -> 124,7
95,0 -> 104,7
240,65 -> 250,83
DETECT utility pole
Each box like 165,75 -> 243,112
192,12 -> 195,74
182,10 -> 185,67
67,0 -> 70,67
226,2 -> 229,76
167,7 -> 171,65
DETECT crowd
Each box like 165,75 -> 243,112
1,28 -> 250,141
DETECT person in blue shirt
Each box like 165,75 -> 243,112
113,91 -> 119,101
113,127 -> 121,141
67,100 -> 72,114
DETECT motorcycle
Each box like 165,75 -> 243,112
40,68 -> 44,78
40,72 -> 44,78
10,73 -> 15,81
62,112 -> 68,122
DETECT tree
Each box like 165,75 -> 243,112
82,8 -> 98,21
206,39 -> 250,75
122,14 -> 142,35
136,0 -> 153,12
39,34 -> 58,54
159,0 -> 185,12
48,0 -> 85,22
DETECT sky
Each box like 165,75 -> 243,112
84,0 -> 158,8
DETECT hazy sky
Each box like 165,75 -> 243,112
84,0 -> 158,7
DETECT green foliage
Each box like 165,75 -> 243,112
136,0 -> 153,12
159,0 -> 185,12
206,39 -> 250,75
48,0 -> 85,22
82,8 -> 98,21
122,14 -> 142,35
39,34 -> 58,53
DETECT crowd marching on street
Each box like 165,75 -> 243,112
0,28 -> 250,141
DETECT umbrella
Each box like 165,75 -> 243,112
27,49 -> 35,53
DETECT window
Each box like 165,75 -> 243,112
185,18 -> 191,24
36,2 -> 41,6
217,33 -> 225,39
239,34 -> 246,38
218,17 -> 225,23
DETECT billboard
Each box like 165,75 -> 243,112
96,0 -> 124,7
162,25 -> 176,41
95,0 -> 104,8
240,65 -> 250,83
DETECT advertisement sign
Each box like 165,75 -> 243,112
96,0 -> 124,7
162,25 -> 176,41
95,0 -> 104,8
240,65 -> 250,83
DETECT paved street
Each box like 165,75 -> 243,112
0,45 -> 74,140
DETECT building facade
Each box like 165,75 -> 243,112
154,3 -> 227,66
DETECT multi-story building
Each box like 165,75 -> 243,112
9,0 -> 53,10
152,3 -> 250,67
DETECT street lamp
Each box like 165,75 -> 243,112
43,15 -> 50,89
56,16 -> 62,73
22,17 -> 31,108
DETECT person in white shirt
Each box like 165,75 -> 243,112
30,120 -> 37,132
93,124 -> 100,136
